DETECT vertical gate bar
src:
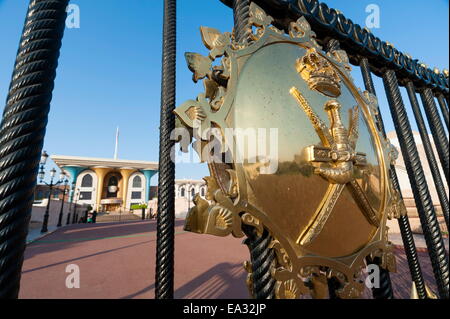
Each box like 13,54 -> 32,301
232,0 -> 251,44
359,58 -> 427,299
0,0 -> 69,298
333,45 -> 393,299
420,89 -> 449,184
382,69 -> 449,299
233,0 -> 276,299
406,82 -> 449,231
358,57 -> 393,298
436,94 -> 449,131
155,0 -> 176,299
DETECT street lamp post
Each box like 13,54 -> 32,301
66,181 -> 75,225
38,151 -> 68,233
57,179 -> 69,227
72,188 -> 80,224
188,192 -> 190,211
66,207 -> 71,225
187,188 -> 194,211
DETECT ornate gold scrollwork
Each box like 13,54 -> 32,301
184,177 -> 243,238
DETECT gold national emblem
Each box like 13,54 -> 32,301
174,3 -> 405,299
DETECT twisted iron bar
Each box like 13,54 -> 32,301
436,94 -> 449,132
349,57 -> 393,299
0,0 -> 68,298
233,0 -> 252,44
420,89 -> 449,185
383,69 -> 449,299
398,214 -> 428,299
155,0 -> 176,299
360,58 -> 427,299
243,227 -> 276,299
365,257 -> 394,299
370,257 -> 394,299
327,277 -> 341,299
406,82 -> 449,232
232,0 -> 276,299
325,38 -> 340,53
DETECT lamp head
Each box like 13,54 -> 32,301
50,168 -> 56,179
40,151 -> 49,166
38,166 -> 45,183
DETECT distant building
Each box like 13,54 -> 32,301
34,184 -> 68,202
148,179 -> 207,218
52,155 -> 158,213
387,131 -> 448,216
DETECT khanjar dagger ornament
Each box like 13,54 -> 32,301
290,88 -> 379,246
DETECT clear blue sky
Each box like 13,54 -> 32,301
0,0 -> 448,184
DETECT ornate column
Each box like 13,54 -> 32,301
143,170 -> 157,203
92,167 -> 111,211
120,168 -> 135,210
62,166 -> 85,202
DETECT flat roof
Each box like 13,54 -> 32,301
51,155 -> 158,171
175,179 -> 205,184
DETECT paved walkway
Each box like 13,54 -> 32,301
389,233 -> 449,252
26,225 -> 59,244
19,220 -> 440,299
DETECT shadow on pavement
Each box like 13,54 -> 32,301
24,219 -> 186,259
23,239 -> 153,275
174,262 -> 248,299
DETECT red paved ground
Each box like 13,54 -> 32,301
19,220 -> 438,299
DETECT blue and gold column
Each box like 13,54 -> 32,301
63,166 -> 85,203
142,170 -> 157,203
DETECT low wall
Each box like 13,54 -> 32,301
30,199 -> 88,229
387,216 -> 447,236
146,198 -> 188,219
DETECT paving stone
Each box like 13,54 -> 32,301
19,220 -> 441,299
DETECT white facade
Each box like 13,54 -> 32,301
175,179 -> 207,218
387,130 -> 448,214
72,170 -> 148,210
75,170 -> 98,207
125,172 -> 146,208
148,179 -> 207,219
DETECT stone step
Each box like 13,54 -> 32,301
96,214 -> 142,223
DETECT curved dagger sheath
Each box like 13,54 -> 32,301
290,87 -> 380,245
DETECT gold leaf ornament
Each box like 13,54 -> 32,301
275,279 -> 303,299
185,52 -> 212,82
200,26 -> 230,59
174,94 -> 211,140
249,2 -> 273,28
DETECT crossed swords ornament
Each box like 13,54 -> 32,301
290,87 -> 380,246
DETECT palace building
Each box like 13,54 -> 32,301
147,179 -> 208,218
52,155 -> 158,212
